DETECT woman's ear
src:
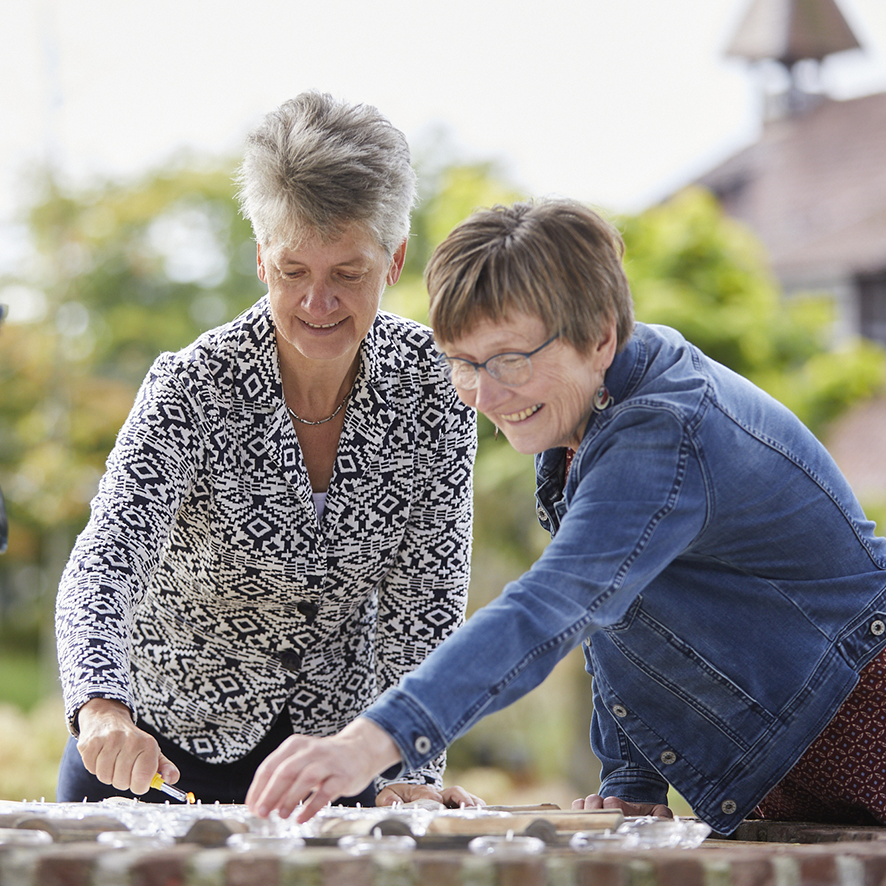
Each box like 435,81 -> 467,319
595,319 -> 619,373
386,240 -> 408,286
256,244 -> 268,285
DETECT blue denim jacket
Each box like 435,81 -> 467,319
364,323 -> 886,834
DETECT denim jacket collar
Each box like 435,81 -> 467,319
536,330 -> 650,533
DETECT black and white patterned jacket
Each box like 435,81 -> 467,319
56,297 -> 476,788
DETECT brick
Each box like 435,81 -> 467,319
572,855 -> 632,886
225,853 -> 280,886
710,852 -> 777,886
318,852 -> 374,886
89,845 -> 197,886
646,853 -> 708,886
496,858 -> 546,886
411,852 -> 464,886
33,844 -> 110,886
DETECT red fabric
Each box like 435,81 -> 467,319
755,647 -> 886,825
564,448 -> 576,480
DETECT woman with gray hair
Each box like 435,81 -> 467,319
55,92 -> 479,808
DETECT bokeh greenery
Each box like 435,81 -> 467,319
0,152 -> 883,806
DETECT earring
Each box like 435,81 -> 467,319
593,384 -> 613,412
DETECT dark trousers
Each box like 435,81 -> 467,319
56,713 -> 376,806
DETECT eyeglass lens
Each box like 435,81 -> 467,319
450,353 -> 532,389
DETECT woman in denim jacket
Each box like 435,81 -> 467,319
246,198 -> 886,835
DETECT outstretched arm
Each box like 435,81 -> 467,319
246,718 -> 402,822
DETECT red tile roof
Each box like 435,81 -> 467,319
695,90 -> 886,283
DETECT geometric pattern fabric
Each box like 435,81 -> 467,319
56,298 -> 477,789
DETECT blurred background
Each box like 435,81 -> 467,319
1,0 -> 885,809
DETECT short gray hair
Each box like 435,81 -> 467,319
235,91 -> 416,256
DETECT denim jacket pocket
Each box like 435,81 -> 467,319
592,608 -> 776,760
601,595 -> 642,632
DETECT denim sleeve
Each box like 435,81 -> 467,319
363,405 -> 707,773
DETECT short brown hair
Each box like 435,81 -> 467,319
426,199 -> 634,353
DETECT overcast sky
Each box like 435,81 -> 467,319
2,0 -> 885,258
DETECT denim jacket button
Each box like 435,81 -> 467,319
871,619 -> 885,636
612,704 -> 628,718
414,735 -> 432,754
660,750 -> 677,765
721,799 -> 738,815
536,504 -> 548,523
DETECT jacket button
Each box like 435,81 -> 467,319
660,750 -> 677,765
612,704 -> 628,718
871,619 -> 885,636
721,799 -> 738,815
536,505 -> 548,522
280,651 -> 302,672
414,735 -> 432,754
297,600 -> 320,619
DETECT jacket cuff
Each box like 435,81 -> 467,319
361,688 -> 447,774
67,692 -> 137,737
599,766 -> 670,807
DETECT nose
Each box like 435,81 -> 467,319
300,280 -> 338,318
471,369 -> 509,415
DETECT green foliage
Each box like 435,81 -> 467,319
622,188 -> 886,434
0,647 -> 45,711
0,698 -> 67,801
25,165 -> 263,383
0,157 -> 883,809
1,164 -> 265,541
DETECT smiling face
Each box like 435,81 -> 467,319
439,312 -> 617,454
258,224 -> 406,372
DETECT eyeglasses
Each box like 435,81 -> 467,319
438,335 -> 559,390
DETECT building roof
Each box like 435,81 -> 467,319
695,90 -> 886,285
725,0 -> 861,66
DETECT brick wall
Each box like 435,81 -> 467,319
2,820 -> 886,886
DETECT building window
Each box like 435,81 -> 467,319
859,271 -> 886,348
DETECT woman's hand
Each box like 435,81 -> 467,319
76,698 -> 180,795
246,717 -> 402,822
572,793 -> 673,819
376,782 -> 486,808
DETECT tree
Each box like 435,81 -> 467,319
0,162 -> 265,641
1,158 -> 883,800
621,188 -> 886,435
